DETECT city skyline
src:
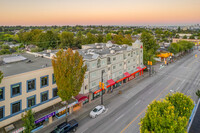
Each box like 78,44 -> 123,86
0,0 -> 200,26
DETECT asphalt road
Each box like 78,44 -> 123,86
39,50 -> 200,133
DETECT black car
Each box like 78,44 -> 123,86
51,119 -> 78,133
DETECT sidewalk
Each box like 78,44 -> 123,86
36,72 -> 149,133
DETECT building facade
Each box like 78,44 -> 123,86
0,40 -> 145,132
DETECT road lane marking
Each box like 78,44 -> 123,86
148,89 -> 154,94
134,100 -> 141,106
120,79 -> 177,133
115,114 -> 125,122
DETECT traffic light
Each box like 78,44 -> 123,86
99,82 -> 102,88
99,82 -> 105,89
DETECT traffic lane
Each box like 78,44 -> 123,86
81,75 -> 178,133
76,72 -> 167,132
121,78 -> 182,133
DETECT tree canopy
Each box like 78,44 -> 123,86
21,108 -> 35,133
140,92 -> 194,133
52,49 -> 87,120
141,32 -> 159,65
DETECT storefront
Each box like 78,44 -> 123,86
73,94 -> 89,111
55,99 -> 78,119
55,107 -> 69,119
33,112 -> 56,132
107,79 -> 115,92
92,88 -> 105,100
124,72 -> 131,81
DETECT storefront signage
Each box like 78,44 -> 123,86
94,89 -> 102,94
67,101 -> 78,108
35,112 -> 55,124
129,75 -> 134,80
57,107 -> 66,113
12,127 -> 25,133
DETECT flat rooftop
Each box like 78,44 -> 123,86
0,53 -> 52,77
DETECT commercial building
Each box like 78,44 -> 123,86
0,40 -> 145,132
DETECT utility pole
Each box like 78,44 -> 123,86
101,70 -> 105,105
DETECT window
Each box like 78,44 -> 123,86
92,63 -> 96,68
41,91 -> 48,102
113,57 -> 116,61
11,83 -> 21,98
91,72 -> 96,78
113,65 -> 116,70
40,75 -> 49,88
52,74 -> 56,84
119,63 -> 122,67
27,95 -> 36,108
124,54 -> 126,59
11,100 -> 21,114
85,75 -> 88,79
128,53 -> 130,56
27,79 -> 36,92
0,106 -> 4,119
0,87 -> 4,101
85,85 -> 88,90
128,61 -> 130,64
91,82 -> 96,87
53,88 -> 58,98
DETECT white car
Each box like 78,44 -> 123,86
90,105 -> 106,118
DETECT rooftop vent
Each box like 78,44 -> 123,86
96,46 -> 101,48
26,60 -> 32,63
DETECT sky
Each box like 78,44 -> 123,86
0,0 -> 200,26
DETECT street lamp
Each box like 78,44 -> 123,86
101,70 -> 105,105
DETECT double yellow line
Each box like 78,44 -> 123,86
120,79 -> 177,133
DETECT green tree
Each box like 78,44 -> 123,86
183,35 -> 187,39
196,90 -> 200,98
85,32 -> 96,44
105,33 -> 112,42
140,92 -> 194,133
165,92 -> 194,119
141,32 -> 159,65
21,108 -> 35,133
60,31 -> 74,48
75,31 -> 84,47
52,49 -> 87,121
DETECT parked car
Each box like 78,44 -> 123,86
90,105 -> 106,118
51,119 -> 78,133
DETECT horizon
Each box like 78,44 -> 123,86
1,0 -> 200,26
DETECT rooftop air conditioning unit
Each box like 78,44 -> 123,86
110,50 -> 115,54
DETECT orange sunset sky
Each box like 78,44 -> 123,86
0,0 -> 200,26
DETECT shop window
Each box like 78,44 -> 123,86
11,100 -> 21,114
0,106 -> 4,119
52,74 -> 56,84
27,79 -> 36,92
41,75 -> 48,88
41,91 -> 48,102
0,87 -> 4,101
11,83 -> 21,98
53,88 -> 58,98
27,95 -> 36,108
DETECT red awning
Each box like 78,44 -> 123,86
75,94 -> 88,103
142,66 -> 147,70
107,79 -> 115,86
137,67 -> 143,71
124,72 -> 131,78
